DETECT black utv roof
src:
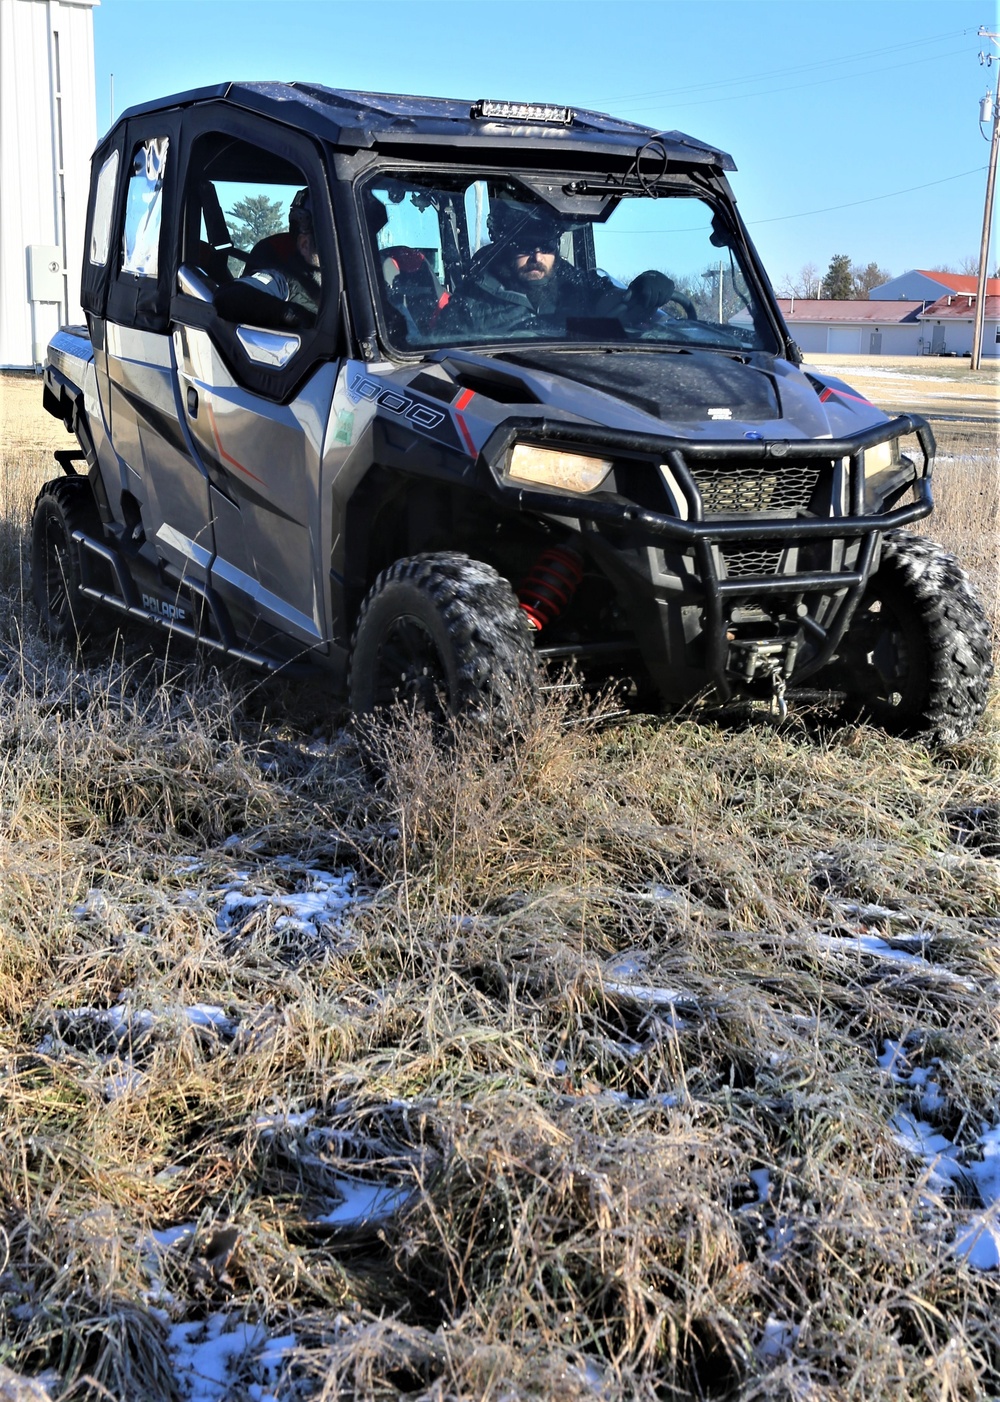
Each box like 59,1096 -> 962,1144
113,81 -> 737,169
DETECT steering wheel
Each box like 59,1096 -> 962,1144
661,292 -> 698,320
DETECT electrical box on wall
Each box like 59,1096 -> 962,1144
27,245 -> 64,302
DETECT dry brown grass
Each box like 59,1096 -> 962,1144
0,372 -> 998,1401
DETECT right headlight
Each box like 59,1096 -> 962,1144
861,437 -> 916,510
507,444 -> 614,495
861,439 -> 899,478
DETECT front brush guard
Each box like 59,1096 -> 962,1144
479,413 -> 935,701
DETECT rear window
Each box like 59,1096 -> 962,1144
89,149 -> 119,266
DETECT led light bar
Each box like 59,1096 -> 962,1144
470,100 -> 575,126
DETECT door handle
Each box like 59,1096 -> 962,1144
186,387 -> 198,417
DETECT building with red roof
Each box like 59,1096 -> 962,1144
870,269 -> 1000,301
731,295 -> 1000,358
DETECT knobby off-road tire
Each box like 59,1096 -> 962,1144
31,477 -> 106,646
348,553 -> 538,727
836,531 -> 993,745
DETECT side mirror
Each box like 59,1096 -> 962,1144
214,279 -> 313,329
177,264 -> 216,303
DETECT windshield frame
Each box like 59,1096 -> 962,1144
353,160 -> 785,362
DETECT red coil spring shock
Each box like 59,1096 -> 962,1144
517,545 -> 584,632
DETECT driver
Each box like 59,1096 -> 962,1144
437,203 -> 674,339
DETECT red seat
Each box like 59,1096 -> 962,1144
380,246 -> 448,332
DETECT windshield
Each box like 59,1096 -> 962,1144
360,170 -> 778,356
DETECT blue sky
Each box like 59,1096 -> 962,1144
94,0 -> 995,288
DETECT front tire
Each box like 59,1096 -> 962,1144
30,477 -> 106,646
348,553 -> 537,726
834,532 -> 992,744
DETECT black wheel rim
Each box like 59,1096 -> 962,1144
846,591 -> 926,719
41,515 -> 73,626
373,615 -> 450,716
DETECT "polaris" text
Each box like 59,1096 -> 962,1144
142,594 -> 187,622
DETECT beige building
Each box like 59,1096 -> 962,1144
0,0 -> 98,367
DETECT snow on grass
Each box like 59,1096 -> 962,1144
215,862 -> 360,953
880,1037 -> 1000,1270
166,1314 -> 296,1402
313,1175 -> 412,1228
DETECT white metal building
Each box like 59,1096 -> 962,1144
731,300 -> 927,355
0,0 -> 98,368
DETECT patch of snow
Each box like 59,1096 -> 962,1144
878,1038 -> 946,1117
748,1168 -> 771,1204
313,1175 -> 412,1227
603,953 -> 646,980
73,889 -> 111,920
876,1040 -> 1000,1270
968,1123 -> 1000,1204
811,933 -> 976,987
181,1005 -> 239,1039
255,1108 -> 317,1131
215,865 -> 359,948
603,981 -> 692,1007
890,1111 -> 967,1194
756,1315 -> 799,1361
827,898 -> 911,924
168,1314 -> 268,1402
150,1223 -> 198,1250
103,1068 -> 146,1101
953,1212 -> 1000,1271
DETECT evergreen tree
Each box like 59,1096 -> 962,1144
226,195 -> 285,250
821,253 -> 853,299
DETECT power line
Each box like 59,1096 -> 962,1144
746,166 -> 988,226
611,45 -> 970,114
591,26 -> 974,106
598,167 -> 987,234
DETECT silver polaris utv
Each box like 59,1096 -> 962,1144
38,84 -> 992,741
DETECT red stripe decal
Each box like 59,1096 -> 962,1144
206,400 -> 266,484
820,385 -> 873,407
454,388 -> 475,411
455,412 -> 477,457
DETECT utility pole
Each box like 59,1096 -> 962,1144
971,28 -> 998,371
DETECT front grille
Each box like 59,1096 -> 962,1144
691,462 -> 823,516
721,547 -> 784,578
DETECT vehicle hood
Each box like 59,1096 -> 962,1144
434,346 -> 889,440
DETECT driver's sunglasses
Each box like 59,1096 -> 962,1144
513,240 -> 559,257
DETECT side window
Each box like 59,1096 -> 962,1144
183,132 -> 322,324
122,137 -> 169,277
89,149 -> 120,265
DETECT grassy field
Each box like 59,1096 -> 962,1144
0,367 -> 998,1401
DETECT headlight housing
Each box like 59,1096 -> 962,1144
861,439 -> 899,477
507,444 -> 614,495
861,437 -> 916,511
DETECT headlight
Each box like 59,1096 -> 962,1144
862,441 -> 895,476
507,444 -> 614,494
861,438 -> 914,509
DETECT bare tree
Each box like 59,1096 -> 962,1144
776,262 -> 821,298
850,261 -> 891,297
957,253 -> 1000,277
